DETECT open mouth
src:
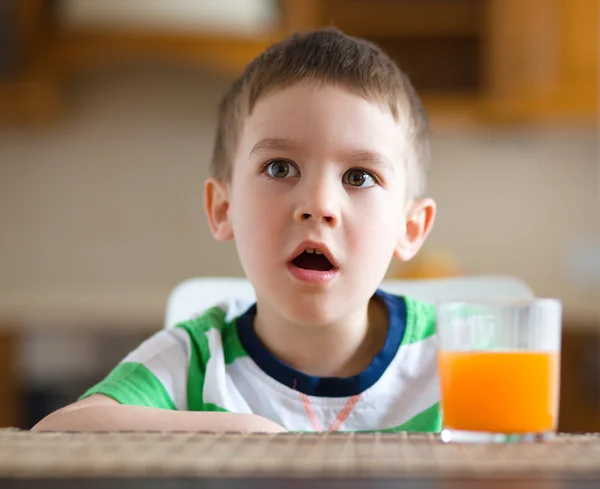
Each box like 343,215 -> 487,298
291,249 -> 334,272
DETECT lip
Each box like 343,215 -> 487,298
287,263 -> 338,285
287,240 -> 339,285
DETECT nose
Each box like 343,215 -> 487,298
293,177 -> 341,227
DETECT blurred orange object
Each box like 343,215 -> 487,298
390,249 -> 461,279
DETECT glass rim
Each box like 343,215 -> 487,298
436,298 -> 561,308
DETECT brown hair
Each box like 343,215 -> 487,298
210,28 -> 430,199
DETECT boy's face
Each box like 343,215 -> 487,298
206,81 -> 435,326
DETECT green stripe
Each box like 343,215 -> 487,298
378,403 -> 442,433
223,319 -> 248,365
202,403 -> 229,412
177,320 -> 210,412
79,362 -> 176,410
176,306 -> 249,411
400,297 -> 437,346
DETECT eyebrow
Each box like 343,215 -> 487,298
346,149 -> 395,172
249,137 -> 297,159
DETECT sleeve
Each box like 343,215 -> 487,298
79,327 -> 191,410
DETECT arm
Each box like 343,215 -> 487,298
32,394 -> 287,433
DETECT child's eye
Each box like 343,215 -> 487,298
264,159 -> 299,179
343,169 -> 376,188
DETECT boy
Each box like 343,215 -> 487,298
33,28 -> 438,433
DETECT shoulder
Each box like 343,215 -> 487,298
375,290 -> 436,345
402,296 -> 436,345
382,294 -> 436,346
174,298 -> 253,335
173,298 -> 252,366
121,326 -> 191,366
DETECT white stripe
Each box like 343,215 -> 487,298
345,334 -> 440,430
221,298 -> 255,323
227,358 -> 314,430
202,328 -> 252,413
121,328 -> 191,411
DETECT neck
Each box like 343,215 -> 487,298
252,295 -> 388,378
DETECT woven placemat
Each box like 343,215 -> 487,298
1,429 -> 600,479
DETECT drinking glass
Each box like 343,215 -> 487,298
437,299 -> 562,443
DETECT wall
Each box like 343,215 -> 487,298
426,127 -> 599,320
0,66 -> 598,327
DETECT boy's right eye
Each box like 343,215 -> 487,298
264,159 -> 299,179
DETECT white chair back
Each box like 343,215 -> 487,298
164,276 -> 534,328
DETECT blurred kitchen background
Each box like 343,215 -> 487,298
0,0 -> 598,431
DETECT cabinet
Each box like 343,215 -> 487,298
483,0 -> 598,124
305,0 -> 598,125
1,0 -> 597,125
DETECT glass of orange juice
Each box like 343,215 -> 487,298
437,299 -> 562,443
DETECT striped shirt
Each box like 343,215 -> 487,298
81,290 -> 441,432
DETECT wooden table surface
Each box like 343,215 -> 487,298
1,429 -> 600,488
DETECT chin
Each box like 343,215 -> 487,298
254,275 -> 375,326
278,291 -> 346,327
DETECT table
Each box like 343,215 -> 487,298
1,429 -> 600,488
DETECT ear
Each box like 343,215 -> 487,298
204,177 -> 234,241
394,198 -> 436,262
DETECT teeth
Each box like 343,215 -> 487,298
315,250 -> 323,255
305,248 -> 324,255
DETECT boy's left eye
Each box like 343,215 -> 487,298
343,169 -> 376,188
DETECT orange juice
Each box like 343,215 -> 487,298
438,351 -> 560,433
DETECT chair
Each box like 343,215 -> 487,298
164,275 -> 534,329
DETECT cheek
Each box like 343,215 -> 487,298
349,195 -> 405,254
231,184 -> 285,256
